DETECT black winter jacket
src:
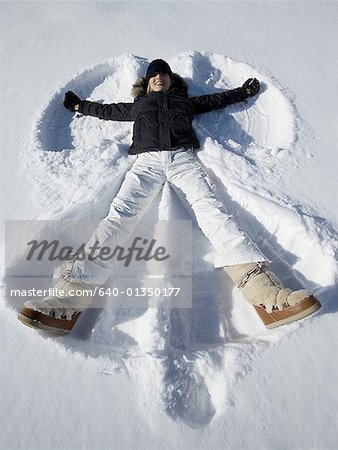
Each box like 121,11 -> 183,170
77,74 -> 249,155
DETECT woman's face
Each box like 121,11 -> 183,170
147,73 -> 171,93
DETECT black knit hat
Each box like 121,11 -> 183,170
146,59 -> 172,80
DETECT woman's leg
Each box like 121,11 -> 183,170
18,153 -> 166,333
71,153 -> 166,284
167,148 -> 267,267
167,149 -> 321,328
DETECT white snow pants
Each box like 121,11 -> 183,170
70,148 -> 267,284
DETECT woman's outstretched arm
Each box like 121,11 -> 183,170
63,91 -> 134,121
190,78 -> 260,114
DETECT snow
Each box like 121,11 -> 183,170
1,1 -> 338,449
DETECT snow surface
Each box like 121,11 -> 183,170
1,1 -> 338,449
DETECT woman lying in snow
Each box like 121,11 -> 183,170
18,59 -> 321,334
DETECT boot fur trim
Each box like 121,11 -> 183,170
225,263 -> 311,312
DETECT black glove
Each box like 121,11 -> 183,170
63,91 -> 81,111
242,78 -> 260,97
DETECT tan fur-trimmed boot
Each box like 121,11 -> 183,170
225,262 -> 321,329
18,254 -> 96,335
